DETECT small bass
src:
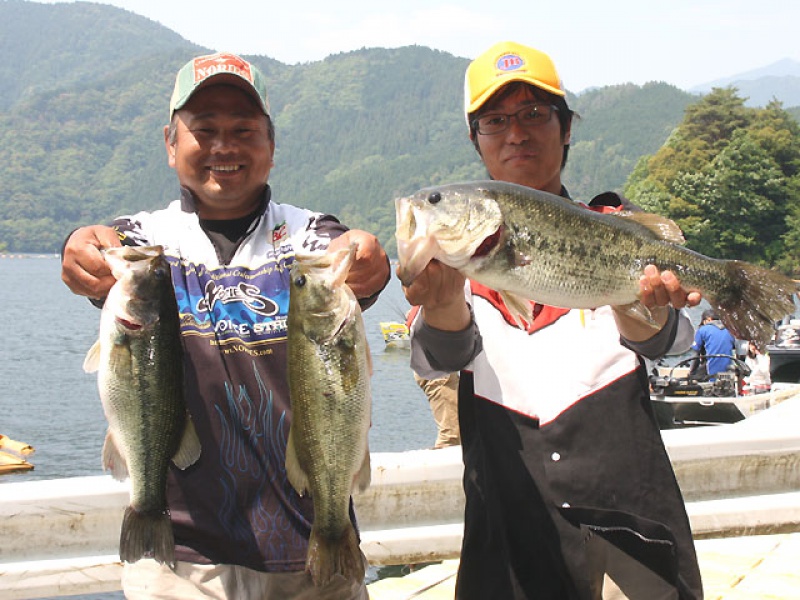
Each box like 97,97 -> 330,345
84,245 -> 201,567
286,244 -> 372,587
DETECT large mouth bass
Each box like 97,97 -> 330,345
395,180 -> 797,345
83,245 -> 201,567
286,244 -> 372,587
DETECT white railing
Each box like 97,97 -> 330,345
3,396 -> 800,600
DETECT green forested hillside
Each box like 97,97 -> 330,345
626,89 -> 800,275
265,46 -> 486,241
2,1 -> 796,258
0,0 -> 200,110
565,82 -> 698,199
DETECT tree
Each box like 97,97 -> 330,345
624,89 -> 800,273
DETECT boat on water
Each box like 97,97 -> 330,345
379,321 -> 410,350
649,355 -> 800,428
0,434 -> 34,475
767,318 -> 800,383
764,290 -> 800,383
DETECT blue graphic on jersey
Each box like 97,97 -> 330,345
170,257 -> 294,343
215,362 -> 309,557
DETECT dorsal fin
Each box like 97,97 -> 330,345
615,211 -> 686,245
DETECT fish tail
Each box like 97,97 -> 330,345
119,506 -> 175,568
306,523 -> 365,587
710,261 -> 797,344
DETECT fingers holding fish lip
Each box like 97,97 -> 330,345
400,259 -> 466,310
329,232 -> 389,299
396,236 -> 442,286
103,245 -> 167,281
61,225 -> 123,299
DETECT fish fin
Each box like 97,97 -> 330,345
365,339 -> 373,378
499,290 -> 533,328
306,522 -> 365,587
615,300 -> 662,331
119,506 -> 175,568
354,446 -> 371,493
284,429 -> 309,496
83,340 -> 102,373
616,211 -> 686,244
710,261 -> 798,345
102,430 -> 129,481
171,415 -> 201,470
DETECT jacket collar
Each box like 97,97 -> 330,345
178,184 -> 272,216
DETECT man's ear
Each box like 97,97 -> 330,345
470,131 -> 483,158
164,124 -> 176,168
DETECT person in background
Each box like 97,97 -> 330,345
61,52 -> 389,599
691,309 -> 736,379
413,372 -> 461,448
402,41 -> 703,599
743,340 -> 772,394
405,306 -> 461,448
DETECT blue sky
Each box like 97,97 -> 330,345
37,0 -> 800,93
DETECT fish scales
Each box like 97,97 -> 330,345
104,311 -> 184,509
286,244 -> 371,587
395,180 -> 796,345
469,183 -> 724,307
84,245 -> 200,568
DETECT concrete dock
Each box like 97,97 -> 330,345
367,532 -> 800,599
2,395 -> 799,599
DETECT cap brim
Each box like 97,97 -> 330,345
468,74 -> 565,115
171,73 -> 269,116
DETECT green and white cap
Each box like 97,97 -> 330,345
169,52 -> 271,119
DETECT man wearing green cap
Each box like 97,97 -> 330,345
403,41 -> 703,599
62,52 -> 386,599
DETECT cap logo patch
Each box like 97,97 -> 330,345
495,53 -> 525,73
193,53 -> 253,84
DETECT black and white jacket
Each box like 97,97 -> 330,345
409,192 -> 703,599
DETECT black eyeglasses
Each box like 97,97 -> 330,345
472,104 -> 559,135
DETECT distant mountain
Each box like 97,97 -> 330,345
694,58 -> 800,88
691,58 -> 800,107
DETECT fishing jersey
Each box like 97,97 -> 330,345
110,187 -> 355,572
409,192 -> 703,599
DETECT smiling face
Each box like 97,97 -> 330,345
165,84 -> 275,219
474,84 -> 570,195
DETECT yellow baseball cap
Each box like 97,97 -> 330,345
169,52 -> 271,120
464,41 -> 565,117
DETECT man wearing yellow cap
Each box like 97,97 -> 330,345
62,52 -> 387,598
403,42 -> 703,599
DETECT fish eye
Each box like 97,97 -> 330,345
294,275 -> 306,287
428,192 -> 442,204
